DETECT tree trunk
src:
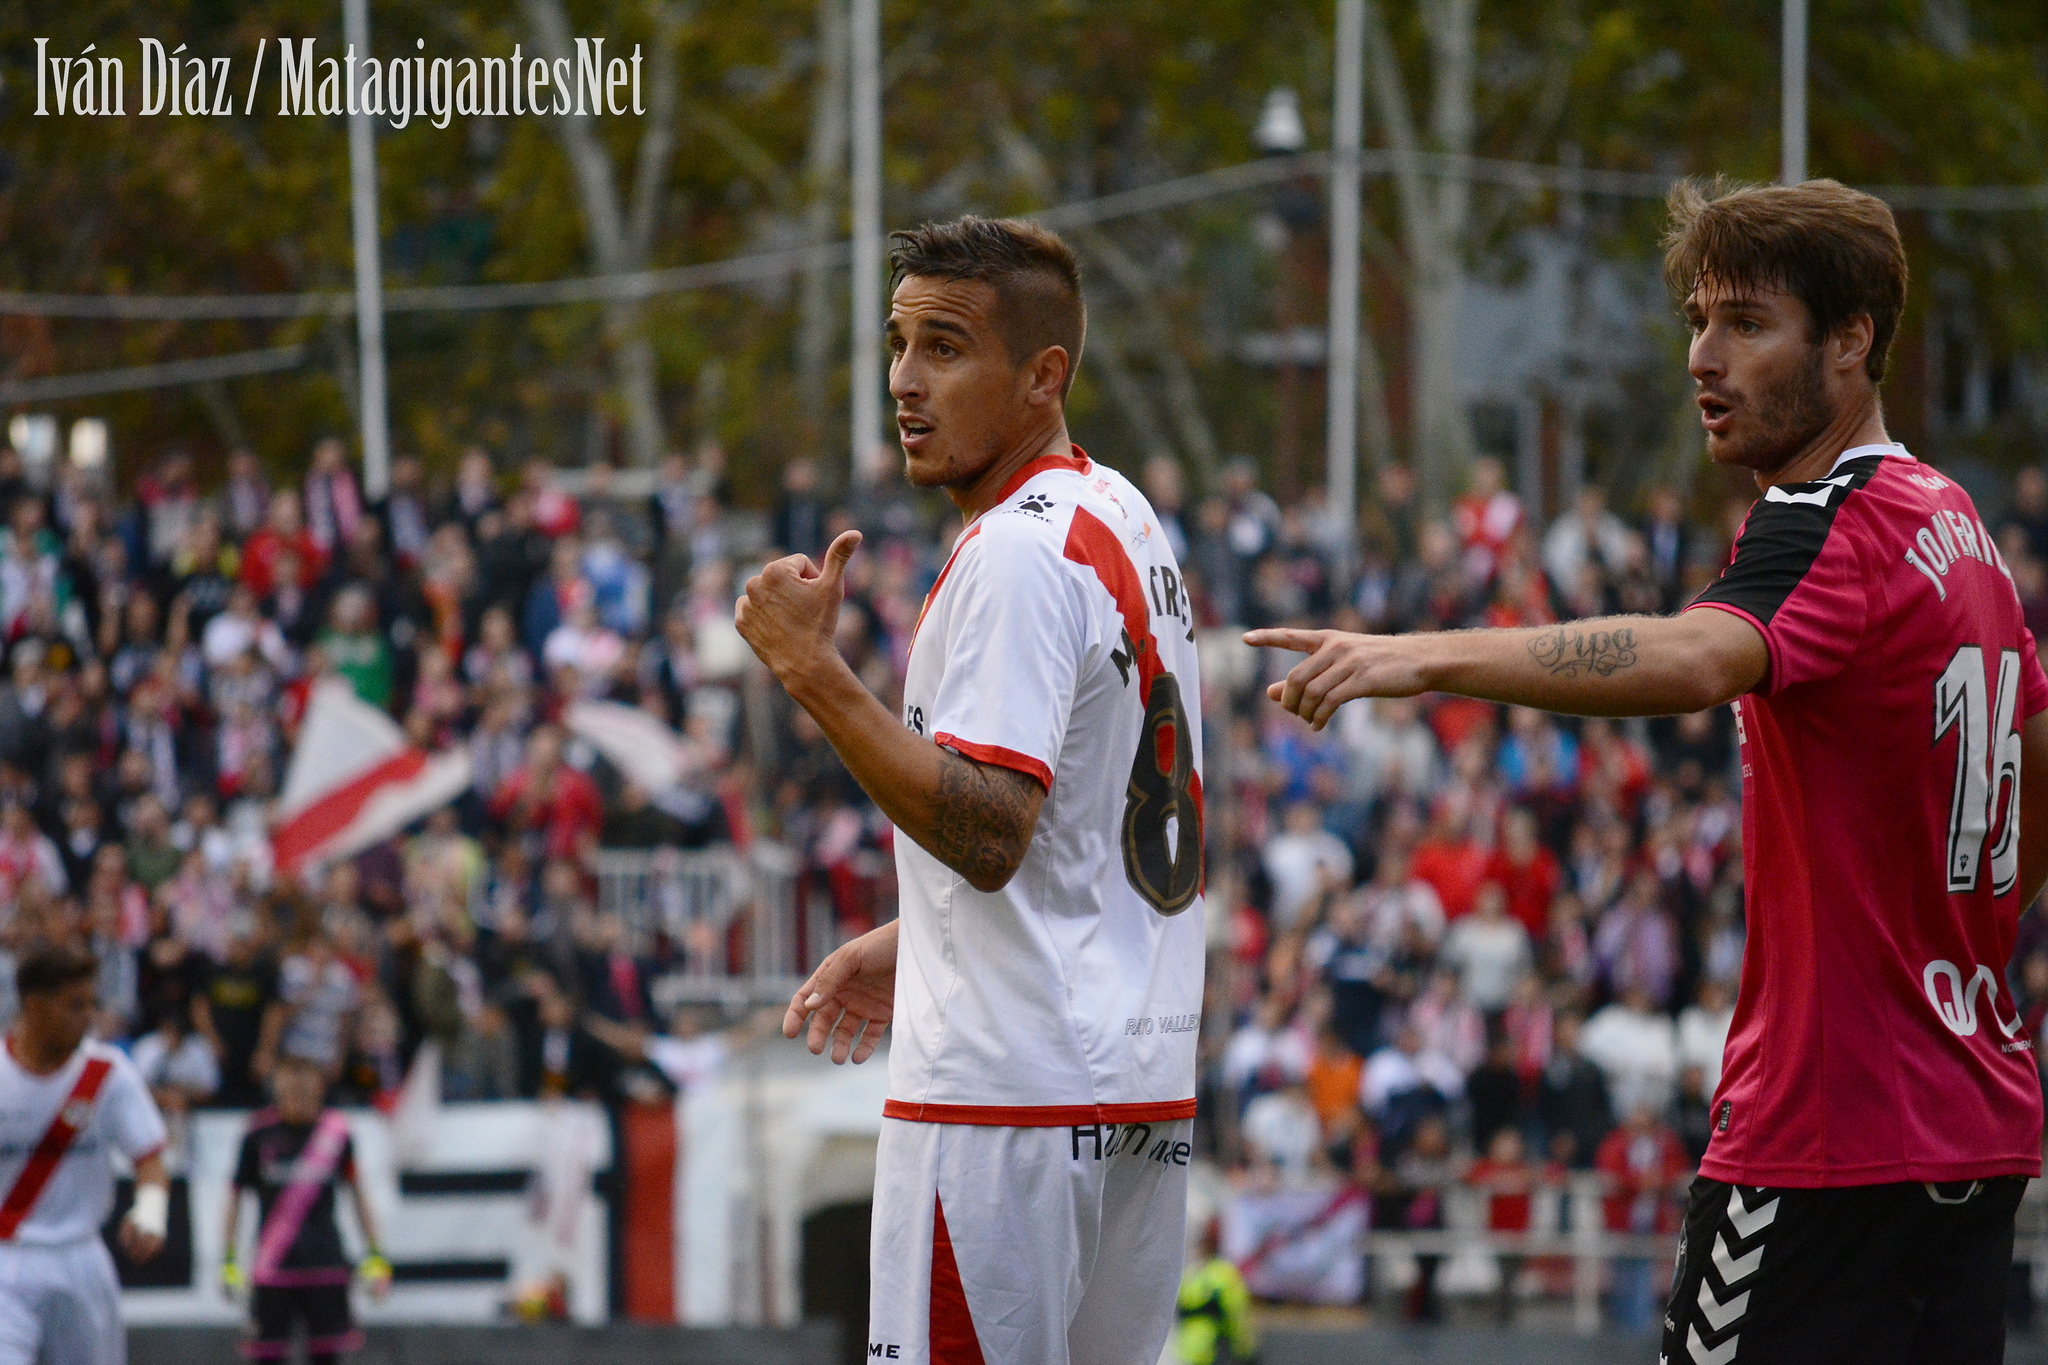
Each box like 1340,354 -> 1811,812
1363,0 -> 1478,512
995,126 -> 1219,488
796,0 -> 849,457
524,0 -> 685,467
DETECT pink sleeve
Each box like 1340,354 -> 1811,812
1753,530 -> 1869,694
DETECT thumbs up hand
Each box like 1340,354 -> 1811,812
735,530 -> 864,688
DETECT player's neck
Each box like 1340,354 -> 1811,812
1753,392 -> 1890,493
946,419 -> 1073,523
5,1027 -> 77,1078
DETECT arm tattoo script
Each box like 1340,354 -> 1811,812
1527,625 -> 1640,678
931,754 -> 1043,890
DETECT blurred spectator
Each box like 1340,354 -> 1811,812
1594,871 -> 1679,1007
1451,456 -> 1524,586
771,458 -> 828,561
1242,1080 -> 1322,1177
1638,486 -> 1696,611
1595,1103 -> 1689,1333
1440,882 -> 1532,1012
1541,485 -> 1633,593
1303,1022 -> 1363,1136
1361,1022 -> 1462,1153
1410,793 -> 1489,921
303,437 -> 364,557
1537,1011 -> 1612,1169
1465,1031 -> 1526,1156
489,727 -> 603,862
1223,996 -> 1311,1112
1487,806 -> 1562,939
1383,1113 -> 1455,1322
1581,985 -> 1679,1119
1262,801 -> 1352,932
1466,1126 -> 1542,1324
273,920 -> 359,1075
2003,466 -> 2048,562
1675,978 -> 1735,1097
221,449 -> 272,539
193,920 -> 278,1107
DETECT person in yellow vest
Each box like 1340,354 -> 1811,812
1173,1220 -> 1258,1365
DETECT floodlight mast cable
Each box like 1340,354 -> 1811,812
1781,0 -> 1808,184
344,0 -> 390,499
850,0 -> 884,485
1326,0 -> 1364,575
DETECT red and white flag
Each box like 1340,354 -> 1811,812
272,679 -> 472,878
565,700 -> 699,794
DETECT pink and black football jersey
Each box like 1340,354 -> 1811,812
1685,443 -> 2047,1186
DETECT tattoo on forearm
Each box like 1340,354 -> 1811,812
1527,625 -> 1639,678
931,755 -> 1041,887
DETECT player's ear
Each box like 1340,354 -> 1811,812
1025,345 -> 1070,408
1830,313 -> 1874,378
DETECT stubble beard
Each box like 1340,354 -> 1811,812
903,431 -> 1004,492
1709,342 -> 1836,476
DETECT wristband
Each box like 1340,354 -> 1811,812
221,1257 -> 245,1290
127,1183 -> 169,1239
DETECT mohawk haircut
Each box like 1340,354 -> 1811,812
1663,177 -> 1908,383
888,216 -> 1086,399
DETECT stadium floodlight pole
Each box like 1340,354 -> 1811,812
1781,0 -> 1808,184
849,0 -> 885,485
1326,0 -> 1364,575
343,0 -> 391,500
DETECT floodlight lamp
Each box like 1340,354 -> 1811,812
1255,88 -> 1308,156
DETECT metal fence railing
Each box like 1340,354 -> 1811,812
592,842 -> 828,1005
1250,1171 -> 2048,1333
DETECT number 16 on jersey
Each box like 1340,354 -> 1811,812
1936,644 -> 2023,896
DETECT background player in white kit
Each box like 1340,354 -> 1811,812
0,944 -> 170,1365
738,217 -> 1205,1364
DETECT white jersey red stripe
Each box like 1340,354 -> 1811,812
0,1040 -> 165,1246
887,447 -> 1206,1123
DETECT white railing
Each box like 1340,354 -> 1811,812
592,842 -> 830,1005
1360,1176 -> 1674,1335
1254,1172 -> 2048,1333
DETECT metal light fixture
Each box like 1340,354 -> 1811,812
1254,87 -> 1307,156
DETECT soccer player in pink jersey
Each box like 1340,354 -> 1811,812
740,218 -> 1205,1364
1251,179 -> 2048,1364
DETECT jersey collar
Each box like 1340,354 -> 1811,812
1828,442 -> 1910,476
983,443 -> 1092,517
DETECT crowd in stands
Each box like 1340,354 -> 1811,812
5,429 -> 2046,1316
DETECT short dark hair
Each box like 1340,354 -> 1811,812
16,942 -> 98,999
887,216 -> 1086,398
1662,178 -> 1908,383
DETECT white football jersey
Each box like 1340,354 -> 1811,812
0,1039 -> 166,1244
886,447 -> 1206,1123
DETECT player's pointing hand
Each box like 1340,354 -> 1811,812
737,529 -> 864,685
1243,626 -> 1430,731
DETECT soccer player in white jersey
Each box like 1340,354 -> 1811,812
0,944 -> 170,1365
738,216 -> 1205,1364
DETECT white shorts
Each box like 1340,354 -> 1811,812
0,1238 -> 124,1365
869,1115 -> 1191,1365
